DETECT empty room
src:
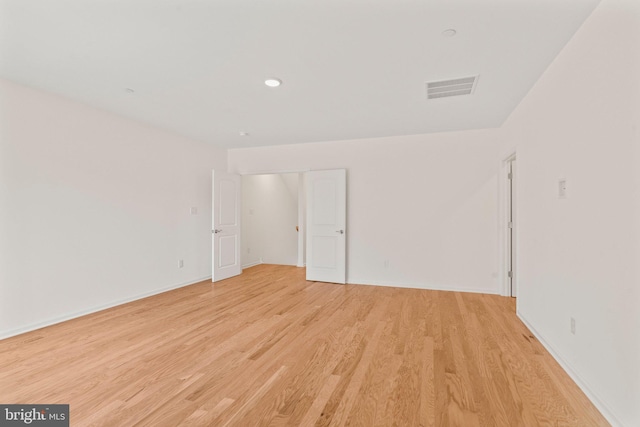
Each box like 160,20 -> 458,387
1,0 -> 639,426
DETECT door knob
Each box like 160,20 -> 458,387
213,229 -> 222,234
336,230 -> 344,234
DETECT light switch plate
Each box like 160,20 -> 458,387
558,179 -> 567,199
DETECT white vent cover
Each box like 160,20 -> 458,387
426,76 -> 478,99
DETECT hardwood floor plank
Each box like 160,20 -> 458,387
218,365 -> 289,426
298,375 -> 342,427
0,265 -> 609,426
348,319 -> 403,427
419,336 -> 435,427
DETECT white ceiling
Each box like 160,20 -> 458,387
0,0 -> 600,148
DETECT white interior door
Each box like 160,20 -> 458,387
306,169 -> 346,284
212,170 -> 242,282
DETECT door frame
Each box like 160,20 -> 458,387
499,152 -> 517,297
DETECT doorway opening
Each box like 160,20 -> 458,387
241,173 -> 306,269
213,168 -> 347,285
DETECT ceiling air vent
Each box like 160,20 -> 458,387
426,76 -> 478,100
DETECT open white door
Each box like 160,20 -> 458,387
306,169 -> 346,284
212,170 -> 242,282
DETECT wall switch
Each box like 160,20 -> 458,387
190,207 -> 198,215
179,259 -> 184,268
558,179 -> 567,199
570,317 -> 576,334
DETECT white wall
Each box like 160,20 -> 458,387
229,130 -> 502,293
0,79 -> 226,338
241,174 -> 299,267
500,0 -> 640,425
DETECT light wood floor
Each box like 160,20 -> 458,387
0,265 -> 608,426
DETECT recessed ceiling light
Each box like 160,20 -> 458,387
442,29 -> 457,37
124,88 -> 135,94
264,78 -> 282,88
239,131 -> 250,136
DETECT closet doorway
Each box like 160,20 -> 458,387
241,173 -> 305,269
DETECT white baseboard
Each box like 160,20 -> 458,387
243,262 -> 301,269
517,311 -> 624,427
0,275 -> 212,341
346,277 -> 499,295
242,261 -> 262,269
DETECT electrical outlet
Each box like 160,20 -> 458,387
384,260 -> 389,269
190,207 -> 198,215
247,247 -> 251,254
570,317 -> 576,334
179,259 -> 184,268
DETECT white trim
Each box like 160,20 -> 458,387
297,172 -> 306,268
517,311 -> 625,427
346,277 -> 499,295
242,261 -> 262,269
0,275 -> 212,341
236,168 -> 311,176
499,151 -> 517,296
242,261 -> 262,268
